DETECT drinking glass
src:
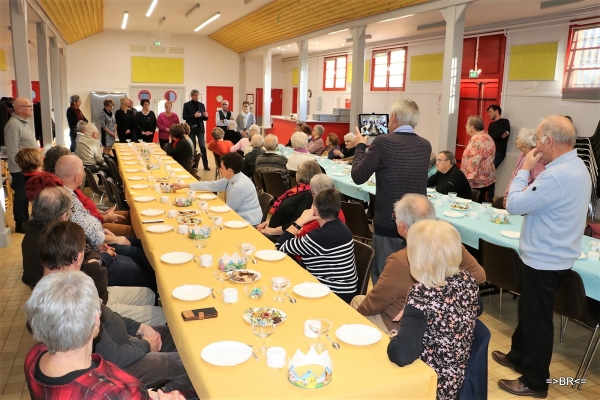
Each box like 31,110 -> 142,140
272,277 -> 290,302
126,139 -> 131,144
308,319 -> 332,353
252,324 -> 275,355
213,271 -> 229,294
448,192 -> 457,202
482,202 -> 492,214
194,238 -> 209,255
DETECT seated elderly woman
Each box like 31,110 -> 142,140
172,153 -> 262,226
322,133 -> 342,159
164,124 -> 193,171
460,115 -> 496,202
75,123 -> 111,177
276,188 -> 358,303
307,125 -> 325,155
387,219 -> 481,400
286,131 -> 315,172
256,160 -> 322,239
15,147 -> 42,184
24,271 -> 191,399
207,127 -> 233,156
333,133 -> 357,161
230,123 -> 261,155
500,127 -> 546,209
223,120 -> 242,144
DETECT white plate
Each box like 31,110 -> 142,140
427,188 -> 435,193
227,269 -> 262,283
243,308 -> 287,325
172,285 -> 211,301
578,253 -> 587,260
131,184 -> 150,190
201,341 -> 252,367
210,205 -> 231,213
198,193 -> 217,200
254,250 -> 286,261
332,172 -> 347,177
120,157 -> 134,160
172,168 -> 185,172
123,162 -> 137,165
141,209 -> 164,216
292,282 -> 331,298
165,161 -> 177,164
176,174 -> 192,179
134,196 -> 156,203
127,176 -> 144,181
455,198 -> 472,204
224,220 -> 249,229
500,230 -> 520,239
160,252 -> 194,264
178,210 -> 200,216
147,224 -> 174,233
335,324 -> 382,346
125,169 -> 140,173
443,211 -> 464,218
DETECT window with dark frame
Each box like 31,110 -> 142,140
323,55 -> 347,91
563,23 -> 600,101
371,47 -> 407,91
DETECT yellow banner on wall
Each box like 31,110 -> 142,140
131,56 -> 184,84
0,50 -> 6,71
508,42 -> 558,81
292,68 -> 299,86
410,53 -> 444,82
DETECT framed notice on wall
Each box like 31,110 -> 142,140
246,94 -> 254,104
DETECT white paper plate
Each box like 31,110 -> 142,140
125,169 -> 140,173
210,205 -> 231,213
172,285 -> 211,301
198,193 -> 217,200
141,209 -> 164,216
254,250 -> 286,261
134,196 -> 156,203
160,252 -> 194,264
292,282 -> 331,298
455,198 -> 472,204
332,172 -> 347,177
127,176 -> 144,181
500,230 -> 520,239
335,324 -> 382,346
123,162 -> 137,165
443,211 -> 464,218
172,168 -> 184,172
147,224 -> 174,233
427,188 -> 435,193
227,269 -> 262,283
224,220 -> 249,229
201,341 -> 252,367
131,184 -> 150,190
578,253 -> 587,260
176,174 -> 192,179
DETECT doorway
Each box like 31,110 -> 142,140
255,88 -> 284,126
206,86 -> 234,142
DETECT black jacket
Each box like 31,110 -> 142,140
164,138 -> 193,171
182,100 -> 208,133
427,164 -> 472,200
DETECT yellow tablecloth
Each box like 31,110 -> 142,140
114,143 -> 437,399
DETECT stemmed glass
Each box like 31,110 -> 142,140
448,192 -> 457,203
213,271 -> 229,294
308,319 -> 332,353
194,238 -> 209,255
252,324 -> 275,355
126,139 -> 131,144
272,277 -> 290,302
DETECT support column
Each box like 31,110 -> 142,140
438,4 -> 467,152
296,40 -> 308,121
50,37 -> 64,147
37,22 -> 53,151
262,49 -> 272,129
239,55 -> 246,111
59,47 -> 68,146
350,26 -> 366,131
9,0 -> 33,131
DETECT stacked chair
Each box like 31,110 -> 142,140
575,119 -> 600,220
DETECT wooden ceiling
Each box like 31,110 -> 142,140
37,0 -> 103,44
209,0 -> 432,54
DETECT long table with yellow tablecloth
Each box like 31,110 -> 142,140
113,143 -> 437,399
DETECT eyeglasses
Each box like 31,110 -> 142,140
73,244 -> 90,263
391,212 -> 396,222
19,105 -> 33,109
435,158 -> 448,162
533,134 -> 547,144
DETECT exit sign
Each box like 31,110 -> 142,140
154,41 -> 161,46
469,69 -> 481,78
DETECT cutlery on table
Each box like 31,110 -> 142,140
210,288 -> 216,299
325,334 -> 341,349
247,255 -> 258,264
248,345 -> 260,361
284,292 -> 297,304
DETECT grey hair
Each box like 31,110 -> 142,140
69,94 -> 80,105
393,193 -> 436,229
310,174 -> 335,194
467,115 -> 484,131
251,134 -> 264,147
264,134 -> 278,150
296,160 -> 322,184
344,133 -> 356,143
190,89 -> 199,97
538,115 -> 576,146
314,125 -> 324,135
439,150 -> 456,165
390,98 -> 420,128
84,123 -> 98,136
32,187 -> 72,224
25,271 -> 100,354
76,120 -> 88,133
517,127 -> 537,148
429,151 -> 436,168
227,120 -> 237,130
291,131 -> 308,149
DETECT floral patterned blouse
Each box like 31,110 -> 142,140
461,131 -> 496,188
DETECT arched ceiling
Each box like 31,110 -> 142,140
36,0 -> 103,44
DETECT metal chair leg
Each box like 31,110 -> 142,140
499,288 -> 504,315
560,316 -> 568,343
576,326 -> 600,389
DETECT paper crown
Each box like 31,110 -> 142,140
160,183 -> 176,193
288,346 -> 333,389
189,225 -> 211,240
174,196 -> 193,207
218,252 -> 247,271
147,163 -> 160,170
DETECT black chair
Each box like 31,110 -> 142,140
258,192 -> 274,223
192,153 -> 201,170
253,169 -> 265,193
341,201 -> 373,244
471,189 -> 484,203
492,196 -> 505,209
183,157 -> 194,174
83,167 -> 107,203
289,170 -> 297,188
107,158 -> 122,187
106,178 -> 129,211
97,171 -> 117,207
353,240 -> 375,296
478,239 -> 522,315
458,319 -> 490,399
262,172 -> 287,199
213,153 -> 221,180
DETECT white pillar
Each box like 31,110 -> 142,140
239,55 -> 246,111
9,0 -> 33,131
59,47 -> 69,146
50,37 -> 64,146
36,22 -> 53,151
438,4 -> 467,152
297,40 -> 308,121
350,26 -> 366,131
262,49 -> 272,128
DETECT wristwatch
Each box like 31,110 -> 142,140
292,222 -> 302,230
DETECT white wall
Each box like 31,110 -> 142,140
243,54 -> 284,113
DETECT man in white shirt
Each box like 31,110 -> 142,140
216,100 -> 232,132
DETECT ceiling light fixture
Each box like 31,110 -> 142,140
194,12 -> 221,32
540,0 -> 583,8
380,14 -> 414,23
146,0 -> 158,17
346,34 -> 372,43
159,17 -> 166,26
121,12 -> 128,29
416,21 -> 446,31
329,29 -> 348,35
315,41 -> 319,44
185,3 -> 200,18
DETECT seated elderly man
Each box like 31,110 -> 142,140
242,133 -> 265,177
351,193 -> 485,333
75,122 -> 111,177
74,120 -> 87,148
427,150 -> 472,200
255,134 -> 290,189
286,131 -> 315,172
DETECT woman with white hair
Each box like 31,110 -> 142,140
307,125 -> 325,155
230,123 -> 260,155
286,131 -> 315,171
501,127 -> 546,208
223,120 -> 242,145
333,132 -> 357,160
66,94 -> 88,152
387,219 -> 480,400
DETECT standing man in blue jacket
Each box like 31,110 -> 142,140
182,89 -> 210,171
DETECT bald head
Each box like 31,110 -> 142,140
538,115 -> 576,146
264,134 -> 278,151
251,134 -> 264,148
12,97 -> 33,119
55,155 -> 83,190
394,194 -> 436,238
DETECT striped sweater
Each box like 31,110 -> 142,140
276,219 -> 358,295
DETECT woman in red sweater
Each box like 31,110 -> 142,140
157,101 -> 180,147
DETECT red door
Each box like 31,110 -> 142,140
11,80 -> 40,102
205,86 -> 234,143
271,89 -> 283,116
292,87 -> 298,114
255,88 -> 263,117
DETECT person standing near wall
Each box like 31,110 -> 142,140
182,89 -> 209,170
66,95 -> 88,152
215,100 -> 232,134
